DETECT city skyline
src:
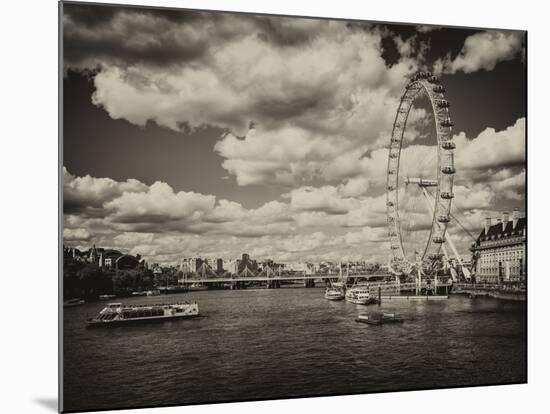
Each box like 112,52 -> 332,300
63,4 -> 526,265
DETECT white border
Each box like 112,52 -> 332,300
1,1 -> 548,413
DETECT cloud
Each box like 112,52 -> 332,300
63,228 -> 92,242
344,226 -> 387,245
63,169 -> 396,263
63,167 -> 148,214
453,184 -> 494,210
213,126 -> 345,186
491,169 -> 526,200
435,31 -> 524,74
287,185 -> 360,215
104,181 -> 216,224
64,166 -> 521,265
83,16 -> 412,139
454,117 -> 525,171
63,6 -> 333,70
416,25 -> 441,33
65,7 -> 425,187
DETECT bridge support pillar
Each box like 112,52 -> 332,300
231,281 -> 246,289
267,280 -> 280,288
304,279 -> 315,288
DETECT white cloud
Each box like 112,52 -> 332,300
77,15 -> 423,187
63,167 -> 148,213
454,117 -> 525,171
492,169 -> 525,200
104,181 -> 216,223
63,228 -> 92,242
63,168 -> 398,263
435,31 -> 524,74
339,176 -> 370,197
287,185 -> 360,215
453,184 -> 494,210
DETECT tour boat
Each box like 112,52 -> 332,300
355,312 -> 404,325
345,286 -> 374,305
324,286 -> 345,301
63,298 -> 85,307
87,302 -> 200,327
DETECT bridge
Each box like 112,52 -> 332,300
182,261 -> 395,284
181,273 -> 390,283
179,269 -> 452,294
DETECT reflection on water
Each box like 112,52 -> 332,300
63,288 -> 526,412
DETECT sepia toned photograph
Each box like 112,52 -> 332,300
60,1 -> 526,412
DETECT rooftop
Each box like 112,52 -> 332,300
477,217 -> 526,244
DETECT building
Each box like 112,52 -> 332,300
180,258 -> 197,274
100,249 -> 123,270
471,209 -> 526,284
238,253 -> 257,274
223,259 -> 238,274
216,258 -> 224,274
287,262 -> 315,275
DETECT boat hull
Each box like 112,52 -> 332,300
355,314 -> 404,325
87,313 -> 201,328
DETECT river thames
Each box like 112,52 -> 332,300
63,288 -> 526,412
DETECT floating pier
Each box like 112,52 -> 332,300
379,295 -> 449,301
453,283 -> 526,302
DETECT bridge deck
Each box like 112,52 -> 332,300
179,277 -> 452,292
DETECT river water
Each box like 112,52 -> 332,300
63,288 -> 526,412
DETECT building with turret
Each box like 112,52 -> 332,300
471,209 -> 526,284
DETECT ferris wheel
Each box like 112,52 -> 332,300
386,71 -> 461,275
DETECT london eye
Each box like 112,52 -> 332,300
386,71 -> 464,277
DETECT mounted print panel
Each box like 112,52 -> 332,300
60,1 -> 527,412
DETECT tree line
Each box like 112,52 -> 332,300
63,260 -> 181,300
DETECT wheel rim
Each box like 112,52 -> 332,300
386,72 -> 455,273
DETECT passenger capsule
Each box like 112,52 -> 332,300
440,119 -> 454,128
440,192 -> 454,199
432,236 -> 445,244
437,100 -> 450,108
441,141 -> 456,150
442,166 -> 456,174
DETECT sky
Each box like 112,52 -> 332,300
62,2 -> 526,265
